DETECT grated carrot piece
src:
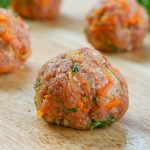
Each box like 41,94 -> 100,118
44,95 -> 51,100
91,25 -> 114,32
98,77 -> 113,97
78,100 -> 84,111
95,6 -> 107,17
40,0 -> 51,7
0,15 -> 7,21
37,100 -> 49,117
125,8 -> 141,26
37,110 -> 44,117
83,107 -> 92,113
120,0 -> 129,10
105,99 -> 122,110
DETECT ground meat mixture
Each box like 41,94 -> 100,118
34,47 -> 129,130
0,9 -> 31,73
12,0 -> 62,20
85,0 -> 149,52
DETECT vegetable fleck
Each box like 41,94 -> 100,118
104,43 -> 119,52
92,97 -> 97,104
0,0 -> 10,8
72,64 -> 79,73
137,0 -> 150,16
90,116 -> 116,129
65,108 -> 77,113
34,100 -> 37,105
34,80 -> 41,89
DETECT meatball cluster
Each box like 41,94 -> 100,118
34,48 -> 129,130
12,0 -> 62,20
85,0 -> 149,52
0,9 -> 31,73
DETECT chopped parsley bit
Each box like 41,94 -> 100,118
89,116 -> 116,129
34,100 -> 37,105
65,108 -> 77,113
72,64 -> 79,73
137,0 -> 150,16
92,97 -> 97,104
34,80 -> 41,89
104,43 -> 119,52
0,0 -> 10,8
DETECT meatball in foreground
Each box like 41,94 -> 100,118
34,48 -> 129,130
0,9 -> 31,73
85,0 -> 149,52
12,0 -> 62,20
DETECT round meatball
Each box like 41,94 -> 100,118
12,0 -> 62,20
34,48 -> 129,130
85,0 -> 149,52
0,9 -> 31,73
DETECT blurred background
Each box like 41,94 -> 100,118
0,0 -> 150,18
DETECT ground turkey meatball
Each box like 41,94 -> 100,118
34,48 -> 129,130
12,0 -> 62,20
0,9 -> 31,73
85,0 -> 149,52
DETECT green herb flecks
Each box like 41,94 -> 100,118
34,100 -> 37,106
34,80 -> 41,89
89,116 -> 116,129
137,0 -> 150,16
92,97 -> 97,104
104,43 -> 119,52
0,0 -> 10,8
65,108 -> 77,113
72,64 -> 79,73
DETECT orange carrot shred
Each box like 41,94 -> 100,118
105,99 -> 122,110
78,100 -> 84,111
44,95 -> 51,100
95,6 -> 107,17
0,15 -> 7,21
83,107 -> 92,113
98,77 -> 113,97
37,110 -> 44,117
125,8 -> 141,26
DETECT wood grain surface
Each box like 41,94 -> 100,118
0,0 -> 150,149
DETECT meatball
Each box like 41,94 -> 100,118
34,48 -> 129,130
0,9 -> 31,73
85,0 -> 149,52
12,0 -> 62,20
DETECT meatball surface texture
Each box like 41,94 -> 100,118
34,48 -> 129,129
85,0 -> 149,52
12,0 -> 62,20
0,9 -> 31,73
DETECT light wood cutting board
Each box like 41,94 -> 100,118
0,0 -> 150,149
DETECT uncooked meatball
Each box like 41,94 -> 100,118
85,0 -> 149,52
12,0 -> 62,20
34,47 -> 129,130
0,9 -> 31,73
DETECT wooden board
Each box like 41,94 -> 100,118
0,0 -> 150,149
